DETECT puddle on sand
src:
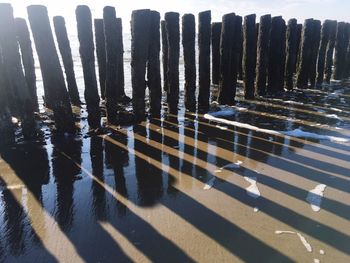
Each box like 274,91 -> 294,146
0,83 -> 349,262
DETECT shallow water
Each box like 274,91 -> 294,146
0,80 -> 350,262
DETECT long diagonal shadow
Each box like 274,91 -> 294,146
106,123 -> 350,255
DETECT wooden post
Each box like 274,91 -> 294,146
198,10 -> 211,111
324,20 -> 337,83
103,6 -> 119,123
161,20 -> 168,92
14,18 -> 39,111
0,53 -> 14,144
333,22 -> 348,80
309,20 -> 321,88
237,17 -> 243,81
211,22 -> 221,85
165,12 -> 180,113
295,23 -> 302,73
284,18 -> 298,90
147,11 -> 161,116
218,13 -> 237,105
182,14 -> 196,110
344,24 -> 350,78
0,4 -> 37,138
267,16 -> 286,94
116,18 -> 129,101
316,20 -> 332,86
131,9 -> 151,119
296,19 -> 314,89
27,5 -> 75,133
76,5 -> 101,128
243,14 -> 256,99
94,19 -> 106,99
255,14 -> 271,96
53,16 -> 81,106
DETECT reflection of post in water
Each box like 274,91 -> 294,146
90,136 -> 107,220
195,119 -> 210,182
180,116 -> 195,183
133,124 -> 163,206
0,139 -> 50,253
163,115 -> 180,196
51,135 -> 82,230
104,133 -> 129,217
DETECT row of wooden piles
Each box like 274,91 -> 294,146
0,3 -> 349,144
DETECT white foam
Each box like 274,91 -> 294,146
203,177 -> 216,190
319,249 -> 325,255
326,114 -> 342,120
209,108 -> 236,117
215,125 -> 228,130
6,184 -> 25,190
204,114 -> 281,135
221,160 -> 243,170
283,128 -> 349,143
284,100 -> 304,105
244,176 -> 260,198
275,230 -> 295,235
314,259 -> 320,263
11,117 -> 19,124
306,184 -> 327,212
253,207 -> 259,212
297,232 -> 312,252
330,107 -> 343,112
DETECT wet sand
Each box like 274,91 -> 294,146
0,84 -> 350,262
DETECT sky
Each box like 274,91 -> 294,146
3,0 -> 350,35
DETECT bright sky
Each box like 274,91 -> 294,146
3,0 -> 350,34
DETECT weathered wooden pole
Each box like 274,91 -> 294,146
165,12 -> 180,112
76,5 -> 101,128
344,25 -> 350,78
0,4 -> 37,138
333,22 -> 348,80
53,16 -> 81,106
243,14 -> 256,99
237,17 -> 243,81
147,11 -> 162,116
295,23 -> 303,73
267,16 -> 286,94
316,20 -> 332,86
27,5 -> 75,133
284,18 -> 298,90
255,14 -> 271,96
0,54 -> 14,144
182,14 -> 196,110
324,20 -> 337,83
131,9 -> 151,118
116,18 -> 129,101
94,19 -> 106,99
211,22 -> 221,85
218,13 -> 237,105
296,19 -> 314,89
161,20 -> 168,92
14,18 -> 39,111
103,6 -> 119,123
198,10 -> 211,111
309,20 -> 321,88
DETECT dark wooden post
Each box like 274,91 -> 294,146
284,18 -> 298,90
218,13 -> 237,105
243,14 -> 256,99
267,16 -> 286,94
116,18 -> 129,101
344,24 -> 350,78
76,5 -> 101,129
237,17 -> 243,81
255,14 -> 271,96
324,20 -> 337,83
94,19 -> 106,99
147,11 -> 161,116
309,20 -> 321,88
316,20 -> 332,86
14,18 -> 39,111
295,23 -> 302,73
0,4 -> 37,138
182,14 -> 196,110
165,12 -> 180,113
131,9 -> 151,118
211,22 -> 221,85
296,19 -> 314,89
0,53 -> 14,144
53,16 -> 81,106
103,6 -> 119,123
198,10 -> 211,111
161,20 -> 168,92
333,22 -> 348,80
27,5 -> 75,133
